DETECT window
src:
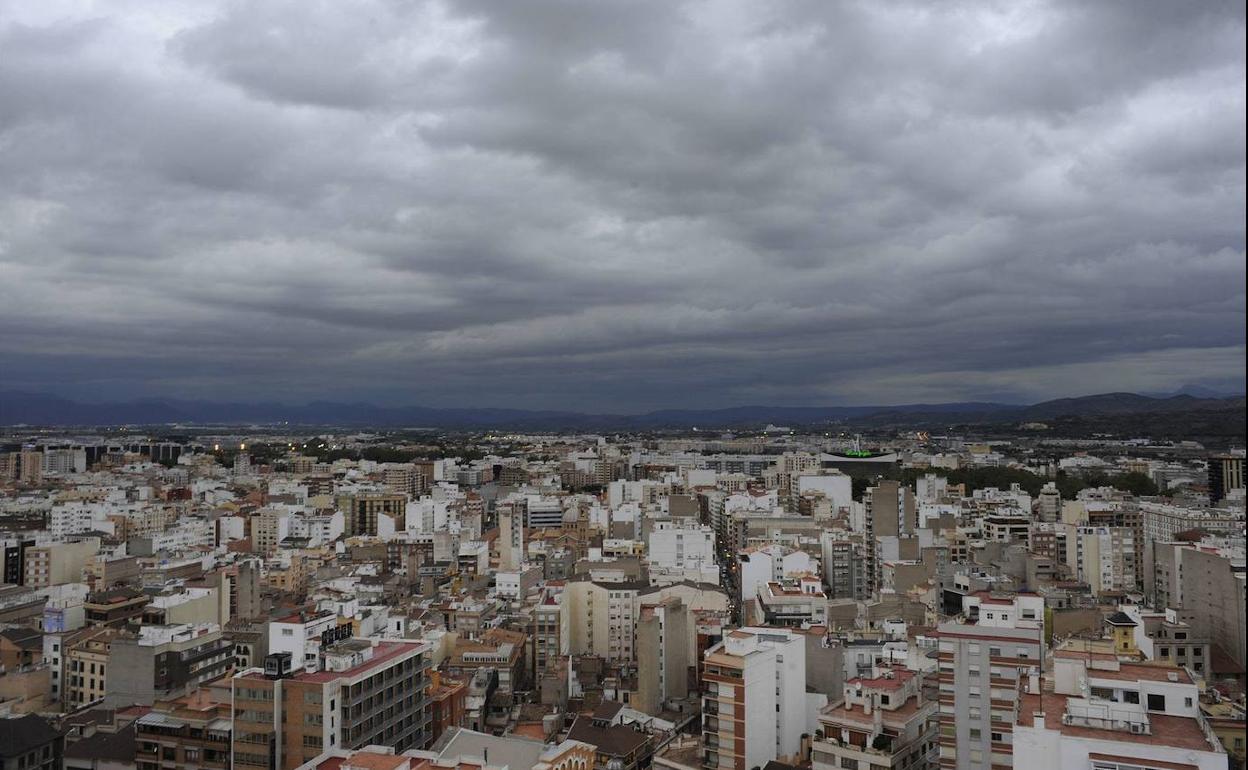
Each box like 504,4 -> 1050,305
969,728 -> 981,740
1147,693 -> 1166,711
1123,691 -> 1140,704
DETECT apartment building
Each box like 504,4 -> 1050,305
23,539 -> 99,589
65,627 -> 122,710
701,627 -> 810,770
1152,539 -> 1247,665
634,596 -> 689,716
135,689 -> 233,770
936,593 -> 1045,770
231,639 -> 432,770
755,576 -> 827,627
107,623 -> 233,706
1013,650 -> 1227,770
1208,454 -> 1245,505
648,520 -> 715,571
821,532 -> 868,601
269,610 -> 350,671
812,665 -> 938,770
1063,525 -> 1137,596
336,494 -> 406,537
736,543 -> 817,604
531,587 -> 564,681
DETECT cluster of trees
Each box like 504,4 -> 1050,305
848,464 -> 1159,502
211,439 -> 490,467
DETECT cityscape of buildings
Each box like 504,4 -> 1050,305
0,428 -> 1243,770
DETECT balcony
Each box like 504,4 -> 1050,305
1061,700 -> 1151,735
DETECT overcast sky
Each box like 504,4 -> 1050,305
1,0 -> 1244,412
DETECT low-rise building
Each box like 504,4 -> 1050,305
812,665 -> 938,770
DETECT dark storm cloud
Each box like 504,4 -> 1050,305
0,0 -> 1243,411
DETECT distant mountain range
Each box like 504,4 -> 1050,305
0,390 -> 1243,430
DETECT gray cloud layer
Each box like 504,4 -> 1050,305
1,0 -> 1244,411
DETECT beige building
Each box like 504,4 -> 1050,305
634,596 -> 689,715
24,539 -> 99,589
65,627 -> 121,710
336,493 -> 406,537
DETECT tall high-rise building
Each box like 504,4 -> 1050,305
635,596 -> 689,716
1035,482 -> 1061,522
701,627 -> 809,770
1208,454 -> 1245,505
864,480 -> 917,596
18,450 -> 43,485
497,496 -> 527,571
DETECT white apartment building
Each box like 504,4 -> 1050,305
701,627 -> 817,770
737,543 -> 817,604
796,472 -> 853,512
1014,650 -> 1226,770
49,501 -> 117,539
648,520 -> 715,570
43,448 -> 88,475
269,610 -> 344,670
1064,525 -> 1137,595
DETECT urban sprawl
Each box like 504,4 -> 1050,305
0,429 -> 1244,770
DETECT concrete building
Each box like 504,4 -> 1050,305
0,714 -> 63,770
812,665 -> 938,770
936,593 -> 1045,770
1013,650 -> 1227,770
135,688 -> 233,770
23,539 -> 99,588
1208,454 -> 1245,505
106,622 -> 233,706
820,533 -> 868,601
634,596 -> 689,716
736,543 -> 817,605
497,497 -> 527,571
337,494 -> 406,537
865,481 -> 916,596
754,576 -> 827,627
231,640 -> 432,770
1035,482 -> 1061,522
269,610 -> 348,672
647,520 -> 715,573
66,627 -> 122,710
563,580 -> 644,662
531,587 -> 564,681
1063,525 -> 1137,596
701,627 -> 813,770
